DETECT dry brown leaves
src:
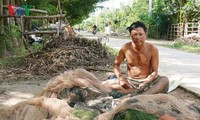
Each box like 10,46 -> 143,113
175,33 -> 200,46
22,37 -> 114,75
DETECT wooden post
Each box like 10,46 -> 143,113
21,15 -> 30,52
15,0 -> 20,5
179,0 -> 183,36
0,0 -> 6,58
0,0 -> 4,58
184,22 -> 188,36
57,0 -> 62,37
21,16 -> 25,38
198,22 -> 200,35
0,0 -> 3,33
3,0 -> 9,25
11,0 -> 15,5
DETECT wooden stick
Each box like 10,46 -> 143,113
23,14 -> 65,19
22,30 -> 64,35
85,66 -> 113,72
0,15 -> 65,19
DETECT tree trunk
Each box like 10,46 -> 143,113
10,0 -> 19,48
0,0 -> 5,58
0,0 -> 3,31
0,36 -> 6,58
15,0 -> 20,5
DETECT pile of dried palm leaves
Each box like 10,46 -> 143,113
23,36 -> 114,75
175,33 -> 200,46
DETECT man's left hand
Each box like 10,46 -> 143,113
137,82 -> 146,91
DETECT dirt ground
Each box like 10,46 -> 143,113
0,70 -> 200,108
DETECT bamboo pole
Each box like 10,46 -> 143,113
0,15 -> 21,18
0,0 -> 3,33
29,9 -> 47,14
57,0 -> 62,37
23,14 -> 65,19
23,30 -> 64,35
3,5 -> 47,14
0,14 -> 65,19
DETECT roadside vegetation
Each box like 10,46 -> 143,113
78,0 -> 200,39
164,41 -> 200,54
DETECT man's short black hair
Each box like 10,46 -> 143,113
126,21 -> 147,33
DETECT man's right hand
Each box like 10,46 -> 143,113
119,79 -> 130,89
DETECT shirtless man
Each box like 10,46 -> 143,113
102,21 -> 169,96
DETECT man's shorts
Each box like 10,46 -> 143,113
108,75 -> 168,98
126,76 -> 169,93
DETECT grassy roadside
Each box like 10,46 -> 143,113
157,41 -> 200,54
111,37 -> 200,54
109,38 -> 200,54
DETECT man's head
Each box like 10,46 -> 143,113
127,21 -> 147,46
127,21 -> 147,33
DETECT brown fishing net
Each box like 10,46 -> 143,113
97,94 -> 200,120
0,69 -> 199,120
0,69 -> 110,120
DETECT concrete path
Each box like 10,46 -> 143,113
77,31 -> 200,96
157,46 -> 200,95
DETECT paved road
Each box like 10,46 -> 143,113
77,31 -> 200,96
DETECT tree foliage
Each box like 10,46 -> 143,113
82,0 -> 199,39
61,0 -> 99,25
22,0 -> 107,25
182,0 -> 200,22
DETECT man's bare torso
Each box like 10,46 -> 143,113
123,42 -> 154,79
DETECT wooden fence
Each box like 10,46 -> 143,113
168,22 -> 200,40
184,22 -> 200,36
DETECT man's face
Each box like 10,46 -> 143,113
130,27 -> 146,46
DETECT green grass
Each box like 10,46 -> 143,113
163,41 -> 200,54
72,109 -> 97,120
105,46 -> 118,56
0,57 -> 24,69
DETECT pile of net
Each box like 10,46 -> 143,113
175,33 -> 200,46
0,69 -> 199,120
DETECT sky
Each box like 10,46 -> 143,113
87,0 -> 133,23
93,0 -> 133,16
99,0 -> 133,9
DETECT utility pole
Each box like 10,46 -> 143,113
148,0 -> 152,16
179,0 -> 182,25
179,0 -> 183,36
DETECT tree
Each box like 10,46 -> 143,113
182,0 -> 200,22
23,0 -> 108,25
61,0 -> 98,25
0,0 -> 32,58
